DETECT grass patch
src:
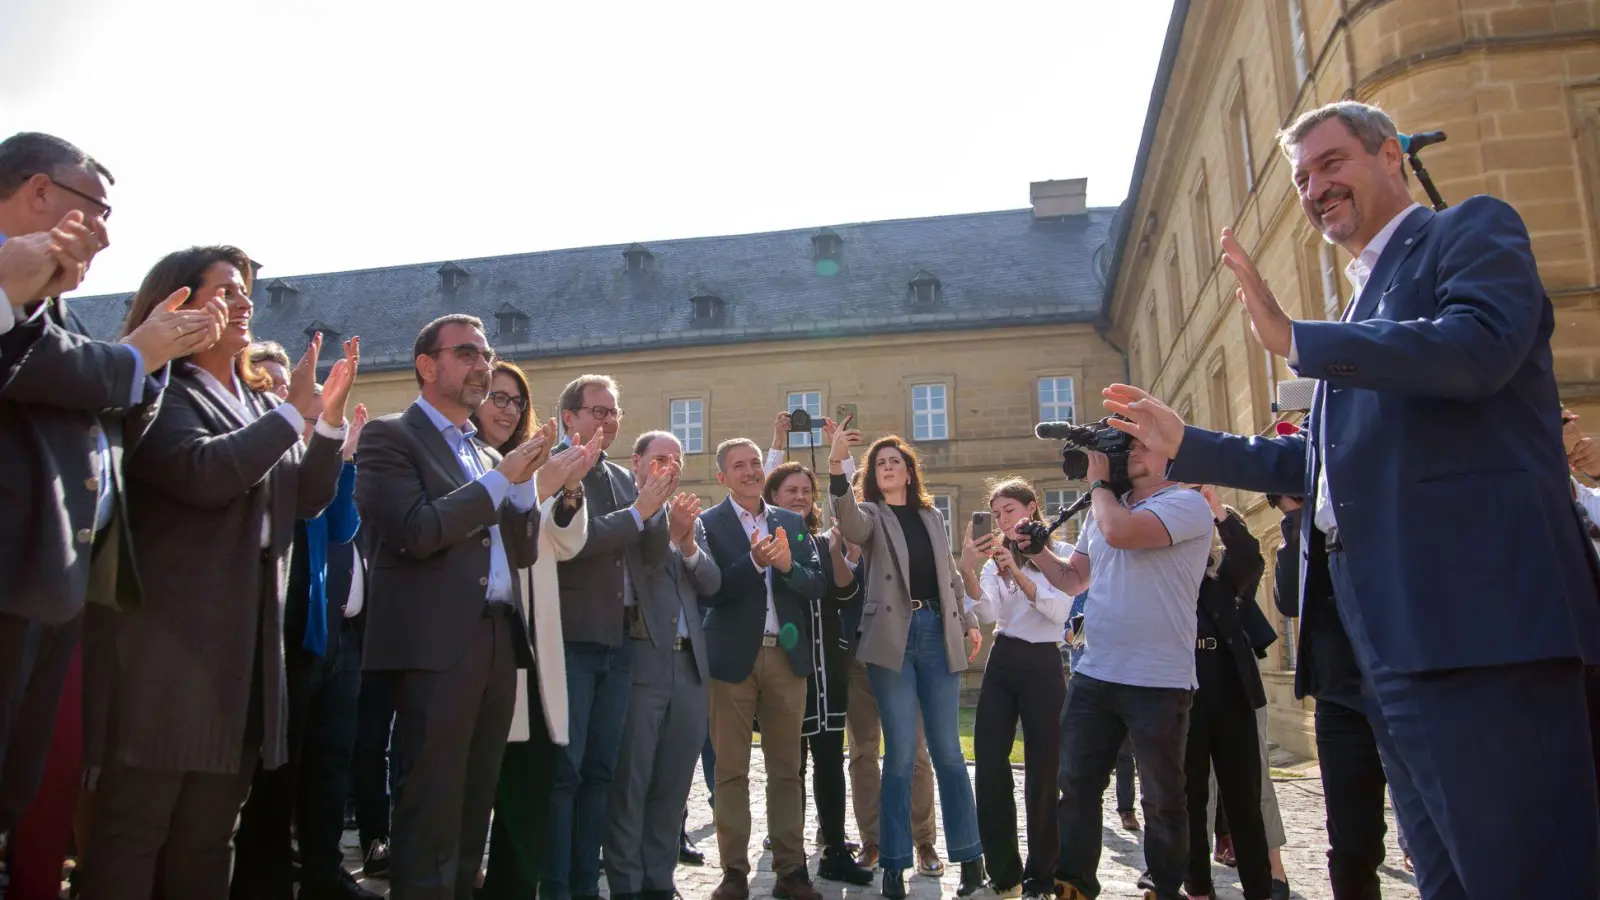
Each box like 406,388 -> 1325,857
957,706 -> 1026,766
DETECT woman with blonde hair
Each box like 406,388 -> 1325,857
958,477 -> 1072,900
828,428 -> 984,899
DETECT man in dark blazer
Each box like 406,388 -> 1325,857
544,373 -> 672,900
605,430 -> 720,900
1106,101 -> 1600,897
0,131 -> 226,833
698,438 -> 825,900
356,314 -> 552,900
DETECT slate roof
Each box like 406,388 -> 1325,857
69,206 -> 1116,372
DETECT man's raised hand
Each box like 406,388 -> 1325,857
1221,227 -> 1293,358
1101,384 -> 1186,460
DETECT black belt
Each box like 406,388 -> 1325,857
1325,526 -> 1343,553
483,603 -> 518,619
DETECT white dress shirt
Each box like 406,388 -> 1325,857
965,540 -> 1074,642
345,552 -> 365,617
1289,203 -> 1424,537
733,500 -> 781,635
764,447 -> 856,479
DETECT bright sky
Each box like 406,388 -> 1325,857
0,0 -> 1175,296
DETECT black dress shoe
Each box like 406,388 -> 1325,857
817,847 -> 874,885
362,838 -> 391,879
880,868 -> 907,900
679,832 -> 706,866
957,858 -> 987,897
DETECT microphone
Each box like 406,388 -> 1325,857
1399,131 -> 1446,153
1035,421 -> 1079,440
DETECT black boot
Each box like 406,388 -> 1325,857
818,846 -> 874,886
957,859 -> 986,897
881,868 -> 907,900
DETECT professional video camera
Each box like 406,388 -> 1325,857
1015,416 -> 1137,554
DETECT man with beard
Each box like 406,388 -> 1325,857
356,314 -> 557,900
1104,100 -> 1600,898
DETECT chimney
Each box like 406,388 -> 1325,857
1030,178 -> 1088,219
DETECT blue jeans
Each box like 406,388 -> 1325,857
542,640 -> 632,900
866,607 -> 980,872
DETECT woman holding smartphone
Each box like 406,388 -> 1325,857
959,478 -> 1072,900
829,427 -> 984,899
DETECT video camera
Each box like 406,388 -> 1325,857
1014,416 -> 1137,555
1035,416 -> 1135,491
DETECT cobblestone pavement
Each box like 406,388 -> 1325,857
343,753 -> 1420,900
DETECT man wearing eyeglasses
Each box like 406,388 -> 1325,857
0,131 -> 231,837
542,373 -> 675,900
356,314 -> 557,900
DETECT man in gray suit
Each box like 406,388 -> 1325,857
547,374 -> 674,900
605,430 -> 720,900
356,314 -> 561,900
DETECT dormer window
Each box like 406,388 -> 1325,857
496,303 -> 529,339
908,270 -> 941,305
305,320 -> 340,348
811,228 -> 843,277
691,294 -> 725,323
265,279 -> 297,307
438,261 -> 468,294
622,243 -> 655,273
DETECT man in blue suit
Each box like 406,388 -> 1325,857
1103,100 -> 1600,898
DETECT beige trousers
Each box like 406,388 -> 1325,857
708,646 -> 809,876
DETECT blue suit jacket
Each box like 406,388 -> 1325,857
1170,197 -> 1600,675
698,497 -> 825,684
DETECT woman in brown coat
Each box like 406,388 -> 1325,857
79,246 -> 357,900
828,429 -> 985,899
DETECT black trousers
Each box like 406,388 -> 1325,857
353,669 -> 399,853
1314,699 -> 1387,900
482,684 -> 558,900
1183,650 -> 1271,899
0,611 -> 83,834
1055,672 -> 1192,900
799,728 -> 848,848
976,635 -> 1065,894
232,621 -> 363,899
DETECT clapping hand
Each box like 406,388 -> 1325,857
1101,384 -> 1186,460
536,421 -> 591,500
635,457 -> 679,519
318,335 -> 361,428
341,403 -> 368,460
668,492 -> 704,551
495,432 -> 549,485
750,525 -> 794,573
122,286 -> 229,373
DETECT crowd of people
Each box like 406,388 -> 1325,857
1,94 -> 1598,900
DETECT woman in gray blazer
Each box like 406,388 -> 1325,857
79,246 -> 356,900
827,429 -> 985,899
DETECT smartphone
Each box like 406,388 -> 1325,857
835,402 -> 858,429
971,510 -> 993,536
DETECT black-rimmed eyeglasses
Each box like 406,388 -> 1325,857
488,390 -> 526,411
49,178 -> 112,221
568,404 -> 622,421
425,344 -> 496,367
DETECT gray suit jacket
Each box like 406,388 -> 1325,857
356,403 -> 541,674
0,300 -> 162,623
832,485 -> 975,674
557,457 -> 669,647
117,368 -> 343,773
634,520 -> 720,685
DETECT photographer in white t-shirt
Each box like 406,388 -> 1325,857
1021,443 -> 1215,900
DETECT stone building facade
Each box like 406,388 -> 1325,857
1101,0 -> 1600,756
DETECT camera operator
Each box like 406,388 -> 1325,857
1023,443 -> 1215,900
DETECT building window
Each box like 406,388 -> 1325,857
622,243 -> 655,272
785,390 -> 824,447
1226,77 -> 1256,206
670,398 -> 704,454
1037,376 -> 1076,425
1191,168 -> 1213,284
931,494 -> 953,543
1166,244 -> 1185,338
1577,88 -> 1600,261
1044,488 -> 1085,543
1287,0 -> 1312,84
1208,353 -> 1232,432
909,271 -> 942,305
1146,300 -> 1162,374
911,383 -> 948,441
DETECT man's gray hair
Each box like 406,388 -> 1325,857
715,437 -> 761,472
1276,100 -> 1400,157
